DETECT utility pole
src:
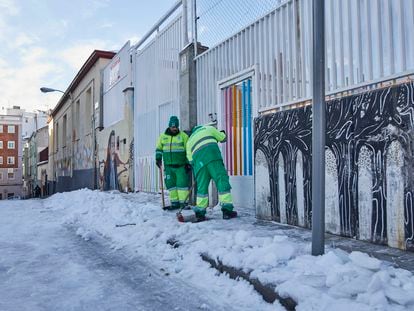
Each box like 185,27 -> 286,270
192,0 -> 198,57
312,0 -> 325,256
182,0 -> 189,46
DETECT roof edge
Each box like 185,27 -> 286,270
51,50 -> 116,117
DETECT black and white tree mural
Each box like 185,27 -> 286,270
255,81 -> 414,251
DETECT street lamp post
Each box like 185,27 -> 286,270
312,0 -> 326,256
40,86 -> 73,194
40,87 -> 65,94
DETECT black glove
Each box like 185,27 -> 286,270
220,130 -> 227,143
185,164 -> 192,174
156,159 -> 162,169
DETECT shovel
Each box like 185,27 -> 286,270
176,176 -> 196,222
159,165 -> 166,210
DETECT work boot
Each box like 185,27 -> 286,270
195,213 -> 206,222
180,203 -> 191,210
222,210 -> 237,220
192,206 -> 207,222
169,203 -> 180,210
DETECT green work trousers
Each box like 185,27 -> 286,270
193,160 -> 233,216
164,165 -> 189,208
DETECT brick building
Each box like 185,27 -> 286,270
0,115 -> 23,199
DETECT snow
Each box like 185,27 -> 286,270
2,189 -> 414,310
0,196 -> 232,311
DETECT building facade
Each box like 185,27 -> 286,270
0,115 -> 23,199
25,126 -> 48,197
97,42 -> 134,192
49,50 -> 115,193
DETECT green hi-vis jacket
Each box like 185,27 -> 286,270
155,129 -> 189,166
186,125 -> 226,176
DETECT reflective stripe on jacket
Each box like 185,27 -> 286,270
155,130 -> 188,166
186,125 -> 226,175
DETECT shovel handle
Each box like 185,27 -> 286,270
159,166 -> 165,209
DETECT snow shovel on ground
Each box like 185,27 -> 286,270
176,178 -> 196,222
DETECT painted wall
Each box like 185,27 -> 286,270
96,121 -> 133,192
97,42 -> 133,192
52,57 -> 112,192
255,81 -> 414,251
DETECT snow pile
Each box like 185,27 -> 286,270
44,189 -> 414,310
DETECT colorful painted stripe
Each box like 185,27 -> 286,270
222,78 -> 253,176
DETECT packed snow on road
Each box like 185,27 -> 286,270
1,189 -> 413,310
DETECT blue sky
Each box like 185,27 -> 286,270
0,0 -> 177,113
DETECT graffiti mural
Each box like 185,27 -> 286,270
255,81 -> 414,251
104,130 -> 121,190
73,133 -> 94,170
97,128 -> 132,192
55,144 -> 72,177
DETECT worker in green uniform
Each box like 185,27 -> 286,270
155,116 -> 191,210
186,125 -> 237,221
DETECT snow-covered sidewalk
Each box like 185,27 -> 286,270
21,190 -> 414,310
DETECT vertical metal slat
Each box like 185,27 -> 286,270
338,0 -> 345,87
329,0 -> 337,90
374,0 -> 384,78
270,12 -> 277,107
365,0 -> 373,81
385,0 -> 395,75
397,0 -> 406,71
355,0 -> 364,82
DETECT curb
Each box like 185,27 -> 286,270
200,254 -> 297,310
166,237 -> 297,310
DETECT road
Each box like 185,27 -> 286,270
0,200 -> 226,311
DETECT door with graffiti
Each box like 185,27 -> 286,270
218,76 -> 255,209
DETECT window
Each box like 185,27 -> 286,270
0,141 -> 3,149
7,141 -> 15,149
63,115 -> 67,147
86,88 -> 92,130
0,126 -> 3,133
7,156 -> 15,165
7,173 -> 14,180
0,156 -> 3,164
0,172 -> 2,180
75,100 -> 80,139
55,122 -> 59,151
7,125 -> 15,133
